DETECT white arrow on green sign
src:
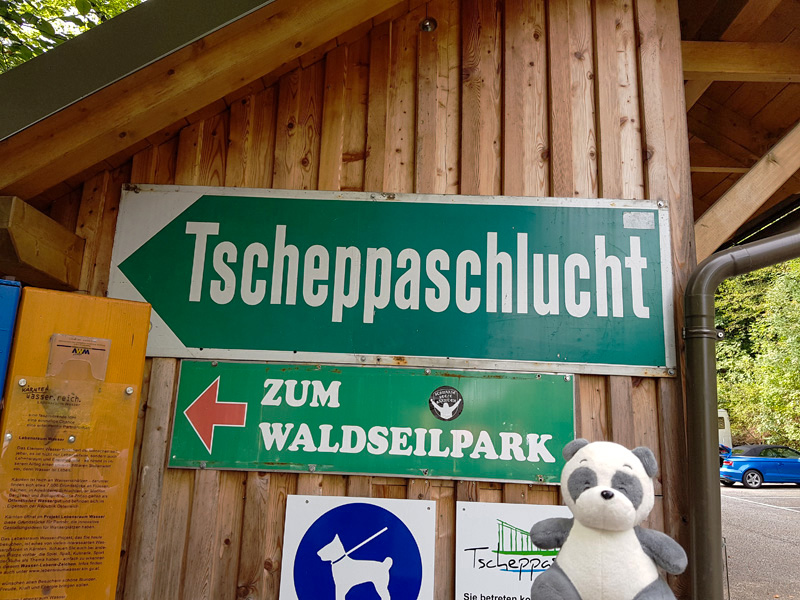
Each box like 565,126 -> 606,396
109,185 -> 675,376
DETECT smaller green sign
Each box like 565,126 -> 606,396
170,361 -> 575,482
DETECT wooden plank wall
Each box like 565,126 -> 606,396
45,0 -> 694,598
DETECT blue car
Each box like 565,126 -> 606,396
720,444 -> 800,488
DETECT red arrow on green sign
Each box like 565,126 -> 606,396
184,376 -> 247,453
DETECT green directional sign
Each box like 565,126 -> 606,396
169,361 -> 575,482
109,186 -> 675,376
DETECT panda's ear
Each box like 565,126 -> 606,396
563,438 -> 590,461
632,446 -> 658,477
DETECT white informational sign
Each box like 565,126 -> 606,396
456,501 -> 572,600
280,495 -> 436,600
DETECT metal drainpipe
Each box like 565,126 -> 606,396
685,227 -> 800,600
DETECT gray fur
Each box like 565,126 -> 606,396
632,576 -> 678,600
567,466 -> 597,502
635,527 -> 688,574
611,469 -> 644,509
563,438 -> 589,461
632,446 -> 658,477
530,562 -> 582,600
530,517 -> 573,550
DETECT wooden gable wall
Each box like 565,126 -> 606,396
41,0 -> 694,598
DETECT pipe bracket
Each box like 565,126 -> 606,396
683,326 -> 725,340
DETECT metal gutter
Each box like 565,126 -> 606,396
685,227 -> 800,600
0,0 -> 276,141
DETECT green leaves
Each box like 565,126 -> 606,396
0,0 -> 143,72
717,258 -> 800,447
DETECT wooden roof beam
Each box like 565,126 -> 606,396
683,0 -> 781,111
0,0 -> 399,200
694,120 -> 800,260
683,41 -> 800,82
0,196 -> 85,289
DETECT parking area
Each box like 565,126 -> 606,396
721,483 -> 800,600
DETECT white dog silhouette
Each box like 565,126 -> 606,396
317,533 -> 393,600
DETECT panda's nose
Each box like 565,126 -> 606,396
601,490 -> 614,500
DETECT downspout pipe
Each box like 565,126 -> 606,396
685,227 -> 800,600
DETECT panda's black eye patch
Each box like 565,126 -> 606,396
568,467 -> 597,501
611,470 -> 643,508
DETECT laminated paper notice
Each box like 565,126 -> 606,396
0,377 -> 137,599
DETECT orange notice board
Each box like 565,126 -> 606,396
0,289 -> 150,599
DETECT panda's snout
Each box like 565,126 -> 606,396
601,490 -> 614,500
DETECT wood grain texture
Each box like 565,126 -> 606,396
122,359 -> 179,600
547,0 -> 574,197
384,6 -> 423,193
341,36 -> 371,192
236,472 -> 272,600
593,0 -> 643,199
262,474 -> 297,600
416,0 -> 461,194
504,0 -> 549,196
227,87 -> 278,189
116,359 -> 152,599
47,188 -> 82,232
0,0 -> 401,200
682,41 -> 800,82
364,20 -> 392,191
575,374 -> 608,441
607,376 -> 635,449
636,0 -> 693,594
433,482 -> 455,599
319,44 -> 349,190
695,120 -> 800,259
33,3 -> 702,598
273,63 -> 325,190
461,0 -> 502,196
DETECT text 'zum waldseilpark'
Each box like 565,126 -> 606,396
169,362 -> 575,481
110,188 -> 674,374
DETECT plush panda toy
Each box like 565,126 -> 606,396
530,439 -> 687,600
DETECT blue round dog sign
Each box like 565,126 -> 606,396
295,503 -> 422,599
281,496 -> 435,600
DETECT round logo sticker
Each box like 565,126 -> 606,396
293,502 -> 423,600
428,386 -> 464,421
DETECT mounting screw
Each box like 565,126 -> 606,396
564,375 -> 571,382
309,464 -> 316,472
211,361 -> 218,367
67,435 -> 76,443
200,461 -> 207,469
668,369 -> 676,376
422,469 -> 429,476
125,386 -> 134,395
425,368 -> 431,375
657,201 -> 665,208
360,356 -> 366,362
4,433 -> 11,441
18,379 -> 26,387
419,17 -> 437,32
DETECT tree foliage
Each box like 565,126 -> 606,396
716,259 -> 800,447
0,0 -> 143,72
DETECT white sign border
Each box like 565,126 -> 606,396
455,501 -> 573,599
279,495 -> 436,600
110,184 -> 676,377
